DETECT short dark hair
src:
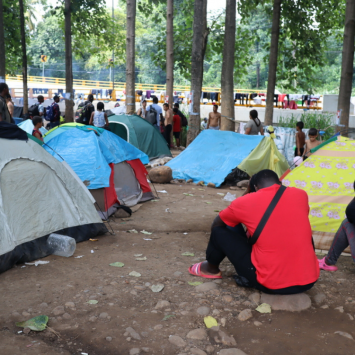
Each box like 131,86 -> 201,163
213,104 -> 218,109
309,128 -> 318,136
32,116 -> 42,126
152,96 -> 158,104
249,109 -> 258,119
253,169 -> 280,189
88,94 -> 94,101
6,94 -> 11,99
296,121 -> 304,129
163,103 -> 169,107
142,99 -> 146,103
37,95 -> 44,102
174,103 -> 179,108
53,95 -> 59,100
173,107 -> 178,113
0,83 -> 8,93
97,102 -> 104,110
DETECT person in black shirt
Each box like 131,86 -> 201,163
84,94 -> 95,125
319,183 -> 355,271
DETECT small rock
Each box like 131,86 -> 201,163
141,348 -> 150,353
335,306 -> 344,313
155,300 -> 170,310
219,349 -> 248,355
321,305 -> 329,309
62,313 -> 71,320
191,349 -> 207,355
238,309 -> 253,321
195,282 -> 217,292
149,166 -> 173,184
129,348 -> 141,355
220,318 -> 226,327
134,286 -> 146,291
126,327 -> 141,340
187,179 -> 193,183
89,316 -> 97,322
334,331 -> 353,340
99,312 -> 109,319
197,306 -> 210,316
223,295 -> 233,303
23,327 -> 31,335
169,335 -> 186,347
237,180 -> 249,188
313,293 -> 326,305
22,312 -> 31,317
106,336 -> 112,342
174,271 -> 183,277
212,330 -> 237,346
212,309 -> 220,316
187,328 -> 208,340
154,324 -> 163,330
205,345 -> 215,354
39,303 -> 48,308
52,306 -> 65,316
347,313 -> 354,320
207,183 -> 216,188
229,186 -> 237,190
254,321 -> 262,326
249,292 -> 260,305
65,302 -> 75,309
260,293 -> 311,312
197,181 -> 204,186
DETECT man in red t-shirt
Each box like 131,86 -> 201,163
189,169 -> 319,294
172,107 -> 181,147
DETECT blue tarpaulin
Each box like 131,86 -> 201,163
44,128 -> 149,189
166,130 -> 264,187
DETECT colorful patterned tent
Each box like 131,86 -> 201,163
282,136 -> 355,252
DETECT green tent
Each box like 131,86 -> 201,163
108,114 -> 172,160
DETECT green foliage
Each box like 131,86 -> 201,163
16,315 -> 48,331
278,112 -> 335,140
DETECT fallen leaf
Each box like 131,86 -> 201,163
136,257 -> 147,261
204,316 -> 218,328
140,230 -> 152,235
255,303 -> 272,314
89,239 -> 98,242
214,210 -> 221,212
150,284 -> 164,292
134,254 -> 143,257
129,271 -> 141,277
109,262 -> 124,267
183,193 -> 194,196
128,229 -> 138,233
198,188 -> 205,191
87,300 -> 98,304
16,315 -> 48,332
217,193 -> 225,196
188,281 -> 203,286
181,252 -> 195,256
162,315 -> 175,321
151,199 -> 159,202
205,201 -> 212,204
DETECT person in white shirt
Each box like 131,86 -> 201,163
89,102 -> 109,128
147,96 -> 163,131
201,117 -> 208,130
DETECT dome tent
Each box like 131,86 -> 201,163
44,126 -> 154,218
0,122 -> 107,273
108,113 -> 172,160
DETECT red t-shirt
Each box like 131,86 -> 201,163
219,184 -> 319,289
173,114 -> 181,132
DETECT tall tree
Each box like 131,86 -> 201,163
187,0 -> 208,146
264,0 -> 281,125
220,0 -> 236,132
64,0 -> 73,122
166,0 -> 174,108
126,0 -> 136,114
337,0 -> 355,132
19,0 -> 28,114
0,0 -> 5,80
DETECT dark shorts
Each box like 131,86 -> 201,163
294,147 -> 305,157
173,131 -> 180,139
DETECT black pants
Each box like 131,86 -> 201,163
294,147 -> 305,157
206,225 -> 315,295
164,124 -> 172,147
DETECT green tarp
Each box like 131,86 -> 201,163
108,114 -> 172,160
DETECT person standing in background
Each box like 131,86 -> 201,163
137,100 -> 148,119
6,94 -> 14,119
0,83 -> 13,123
244,109 -> 264,135
163,103 -> 173,148
173,107 -> 181,147
207,105 -> 221,130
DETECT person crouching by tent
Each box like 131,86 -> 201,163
89,102 -> 109,129
188,169 -> 319,294
319,181 -> 355,272
32,116 -> 44,142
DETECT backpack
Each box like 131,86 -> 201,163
146,106 -> 157,126
180,112 -> 188,127
28,103 -> 40,117
45,103 -> 56,122
75,102 -> 90,123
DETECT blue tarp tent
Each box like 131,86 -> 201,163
166,130 -> 264,187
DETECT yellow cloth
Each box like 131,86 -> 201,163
238,136 -> 289,177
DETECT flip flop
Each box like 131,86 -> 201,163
188,262 -> 222,279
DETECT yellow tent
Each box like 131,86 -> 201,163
281,136 -> 355,252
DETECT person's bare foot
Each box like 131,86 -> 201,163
199,260 -> 221,275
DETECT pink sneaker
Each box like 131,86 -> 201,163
318,257 -> 338,271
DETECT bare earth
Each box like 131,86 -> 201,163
1,162 -> 355,355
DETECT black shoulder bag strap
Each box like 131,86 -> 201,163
249,185 -> 287,245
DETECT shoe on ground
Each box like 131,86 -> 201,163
318,257 -> 338,271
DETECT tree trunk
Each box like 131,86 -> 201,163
166,0 -> 174,108
64,0 -> 74,122
0,0 -> 5,81
256,41 -> 260,89
19,0 -> 28,115
220,0 -> 236,132
337,0 -> 355,132
187,0 -> 208,146
126,0 -> 136,114
264,0 -> 282,126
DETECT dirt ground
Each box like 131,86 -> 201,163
1,153 -> 355,355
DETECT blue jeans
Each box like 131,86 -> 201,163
49,121 -> 60,129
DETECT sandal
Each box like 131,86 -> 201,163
188,262 -> 222,279
318,257 -> 338,272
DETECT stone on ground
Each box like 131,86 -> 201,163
208,329 -> 237,346
260,293 -> 311,311
219,349 -> 248,355
313,293 -> 326,305
125,327 -> 141,340
196,306 -> 210,316
238,309 -> 253,321
187,328 -> 208,340
52,306 -> 65,316
129,348 -> 141,355
155,300 -> 170,309
191,348 -> 207,355
149,166 -> 173,183
334,331 -> 353,340
249,292 -> 261,305
207,183 -> 216,188
195,282 -> 217,292
237,180 -> 249,188
169,335 -> 186,347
